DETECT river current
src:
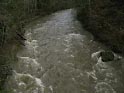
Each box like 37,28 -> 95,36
6,9 -> 124,93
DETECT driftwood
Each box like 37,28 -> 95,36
15,31 -> 26,46
16,31 -> 26,40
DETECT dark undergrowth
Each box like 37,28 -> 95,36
77,0 -> 124,55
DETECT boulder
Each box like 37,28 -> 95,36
100,51 -> 115,62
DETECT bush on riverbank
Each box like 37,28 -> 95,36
77,0 -> 124,54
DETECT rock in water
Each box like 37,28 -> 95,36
100,51 -> 114,62
92,50 -> 122,63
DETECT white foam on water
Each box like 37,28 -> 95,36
11,71 -> 44,93
95,82 -> 116,93
64,33 -> 83,53
35,78 -> 42,86
91,51 -> 102,62
64,33 -> 83,43
91,51 -> 123,93
25,40 -> 38,50
18,57 -> 42,74
26,32 -> 32,41
86,71 -> 97,81
18,82 -> 26,89
49,85 -> 53,93
68,33 -> 82,37
7,31 -> 45,93
64,48 -> 70,52
70,54 -> 74,57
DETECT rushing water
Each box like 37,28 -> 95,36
6,9 -> 124,93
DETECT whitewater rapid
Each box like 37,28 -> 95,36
6,9 -> 124,93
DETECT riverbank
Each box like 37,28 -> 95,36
77,0 -> 124,55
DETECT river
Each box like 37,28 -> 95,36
6,9 -> 124,93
